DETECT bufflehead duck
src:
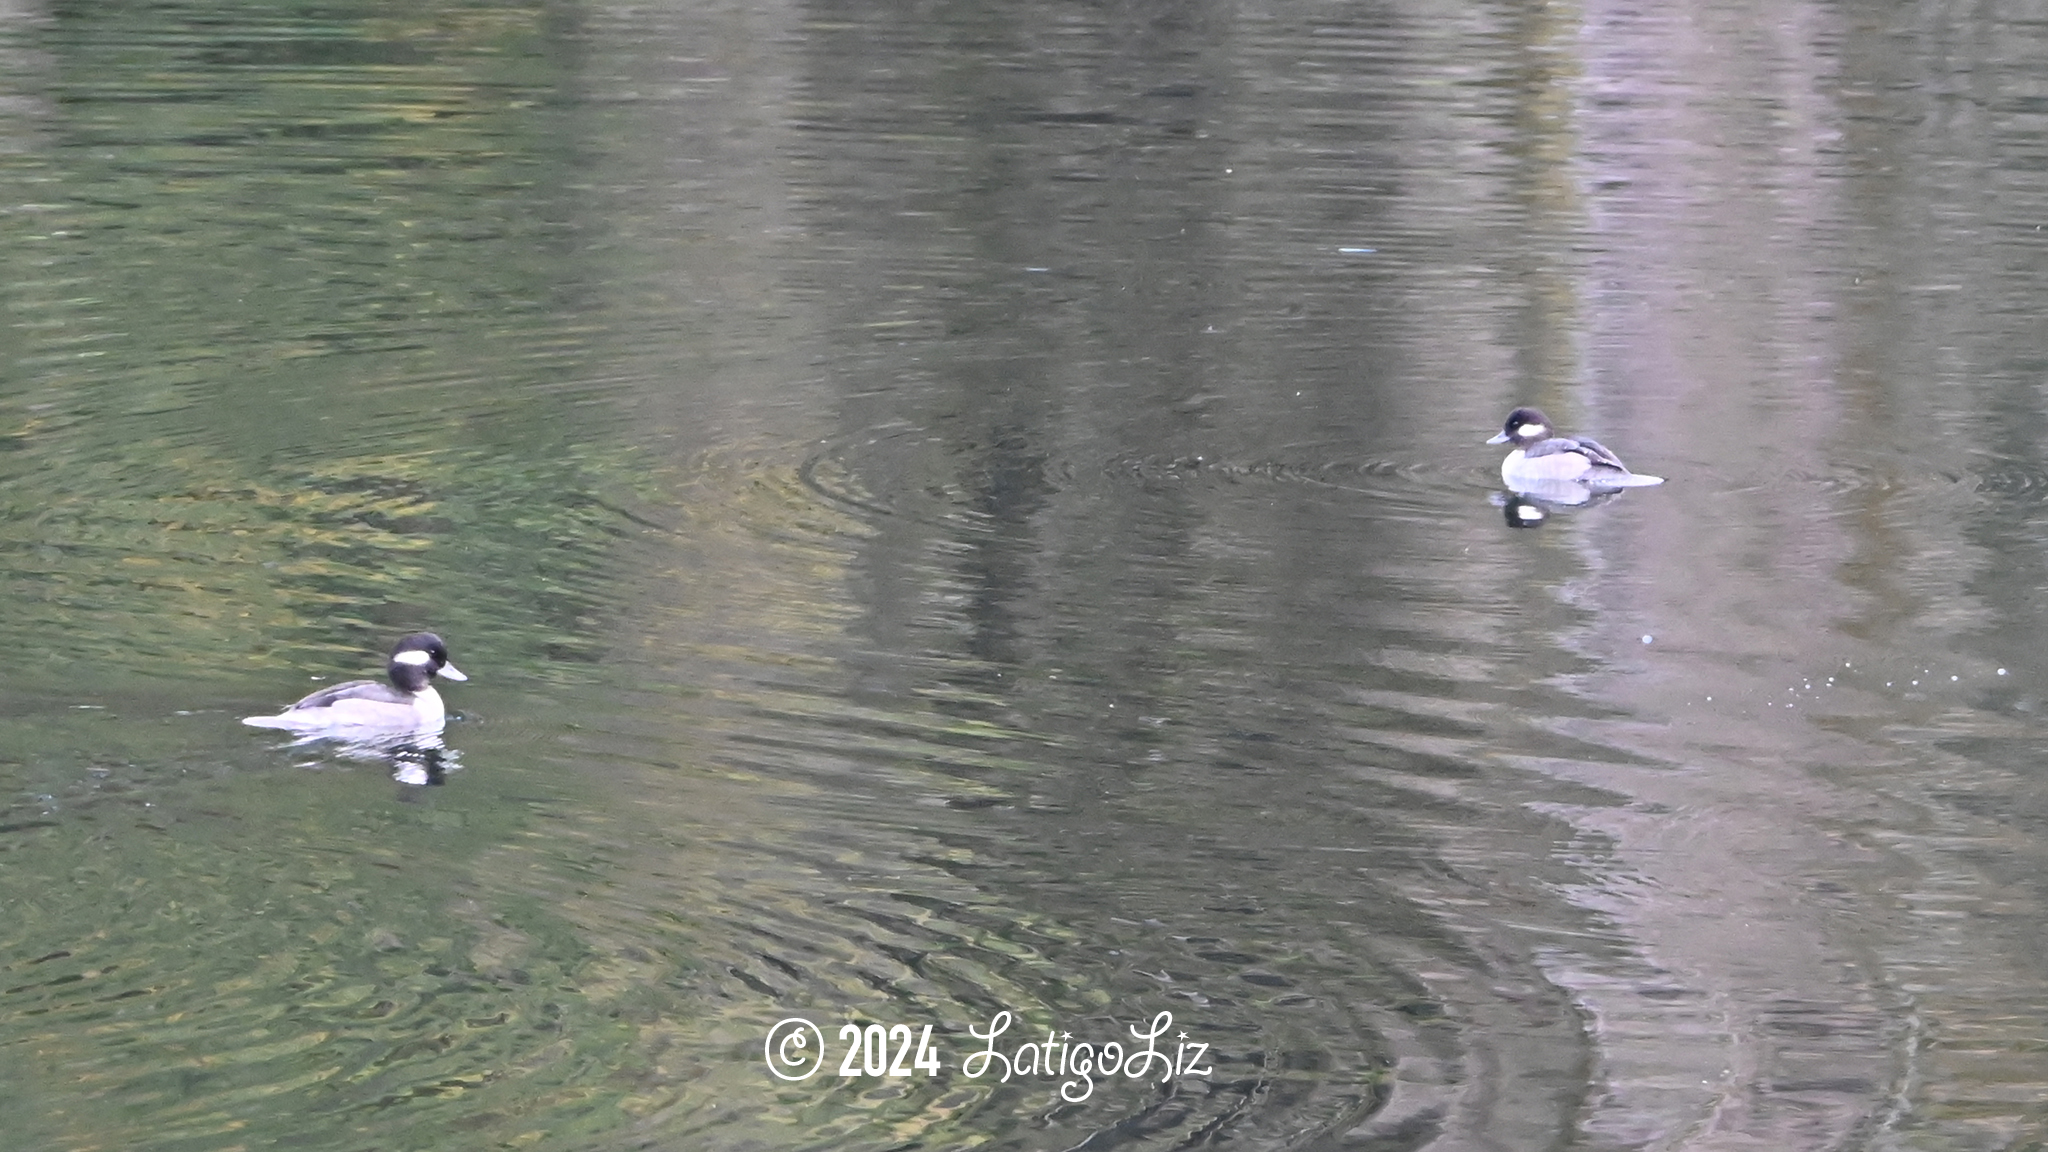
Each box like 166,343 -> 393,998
243,632 -> 467,734
1486,406 -> 1664,491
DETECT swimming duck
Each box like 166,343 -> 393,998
1486,406 -> 1664,491
243,632 -> 467,734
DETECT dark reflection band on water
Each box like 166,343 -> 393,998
768,2 -> 1713,1145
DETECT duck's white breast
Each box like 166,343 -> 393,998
1501,448 -> 1594,485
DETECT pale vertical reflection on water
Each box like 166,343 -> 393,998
5,0 -> 2048,1149
1556,2 -> 2048,1149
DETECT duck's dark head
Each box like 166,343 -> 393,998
1486,407 -> 1555,447
386,632 -> 466,694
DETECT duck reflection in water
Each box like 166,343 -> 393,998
382,734 -> 459,787
257,727 -> 464,786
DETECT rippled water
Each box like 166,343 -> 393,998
7,1 -> 2048,1149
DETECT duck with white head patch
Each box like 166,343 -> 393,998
243,632 -> 468,735
1486,406 -> 1664,493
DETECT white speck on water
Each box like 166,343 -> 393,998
1338,247 -> 1376,254
1999,668 -> 2009,676
1641,634 -> 1652,644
